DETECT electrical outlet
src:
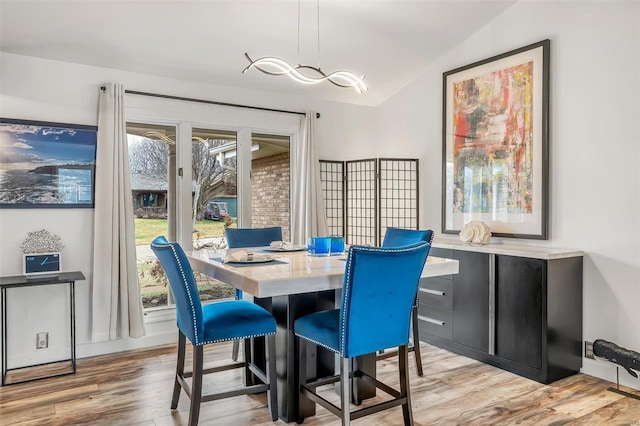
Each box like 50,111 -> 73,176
36,332 -> 49,349
585,341 -> 594,359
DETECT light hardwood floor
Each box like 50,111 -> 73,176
1,341 -> 639,425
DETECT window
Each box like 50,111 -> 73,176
250,133 -> 291,240
125,95 -> 300,310
127,122 -> 176,309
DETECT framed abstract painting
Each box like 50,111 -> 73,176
0,118 -> 97,208
442,40 -> 550,239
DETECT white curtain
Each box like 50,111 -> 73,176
91,83 -> 146,341
291,111 -> 329,245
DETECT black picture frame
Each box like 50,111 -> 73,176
0,118 -> 97,208
442,40 -> 550,239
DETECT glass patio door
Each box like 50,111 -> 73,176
191,127 -> 238,241
124,93 -> 302,309
126,123 -> 239,308
127,122 -> 177,309
249,133 -> 291,241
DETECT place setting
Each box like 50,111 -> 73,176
209,249 -> 286,267
223,250 -> 275,264
261,240 -> 307,252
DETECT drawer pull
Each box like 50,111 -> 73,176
420,288 -> 445,296
418,315 -> 445,326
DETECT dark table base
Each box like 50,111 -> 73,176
248,290 -> 376,423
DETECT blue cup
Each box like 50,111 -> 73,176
330,236 -> 345,255
308,236 -> 331,256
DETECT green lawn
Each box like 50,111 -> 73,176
135,218 -> 235,307
134,218 -> 228,246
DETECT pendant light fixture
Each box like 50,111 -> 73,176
242,0 -> 367,94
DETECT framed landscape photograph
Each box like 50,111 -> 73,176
442,40 -> 550,239
0,118 -> 97,208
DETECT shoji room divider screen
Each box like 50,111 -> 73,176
319,158 -> 419,246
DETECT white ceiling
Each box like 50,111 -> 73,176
0,0 -> 516,107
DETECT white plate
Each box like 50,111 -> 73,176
263,246 -> 306,252
226,258 -> 275,264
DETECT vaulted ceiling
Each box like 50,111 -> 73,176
0,0 -> 516,106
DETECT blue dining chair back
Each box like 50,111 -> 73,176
340,242 -> 431,357
151,236 -> 203,344
225,226 -> 283,248
150,236 -> 278,424
225,226 -> 283,361
294,242 -> 431,425
380,227 -> 434,376
382,227 -> 433,248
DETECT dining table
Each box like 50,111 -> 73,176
187,246 -> 459,423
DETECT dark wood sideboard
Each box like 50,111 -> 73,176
418,241 -> 583,384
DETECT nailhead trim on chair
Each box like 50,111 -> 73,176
198,331 -> 276,346
340,252 -> 354,356
152,239 -> 277,347
293,333 -> 341,355
151,240 -> 201,345
415,233 -> 434,307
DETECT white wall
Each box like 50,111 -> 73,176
0,52 -> 377,366
378,1 -> 640,389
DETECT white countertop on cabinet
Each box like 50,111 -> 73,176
432,238 -> 583,260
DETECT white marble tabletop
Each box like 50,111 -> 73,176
187,248 -> 459,298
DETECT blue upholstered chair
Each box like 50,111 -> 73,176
225,226 -> 283,249
150,236 -> 278,425
381,227 -> 434,377
225,226 -> 283,361
382,227 -> 433,249
294,242 -> 431,425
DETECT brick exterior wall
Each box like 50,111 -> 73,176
251,152 -> 291,241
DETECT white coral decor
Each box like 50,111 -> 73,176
459,221 -> 491,244
20,229 -> 65,253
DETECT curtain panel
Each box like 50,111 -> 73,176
291,111 -> 328,245
91,83 -> 145,341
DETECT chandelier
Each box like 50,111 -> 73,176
242,0 -> 367,94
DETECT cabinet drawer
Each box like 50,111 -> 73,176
418,278 -> 453,309
417,305 -> 453,340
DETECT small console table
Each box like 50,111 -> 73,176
0,271 -> 85,386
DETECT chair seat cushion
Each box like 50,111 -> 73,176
294,309 -> 340,354
201,300 -> 276,344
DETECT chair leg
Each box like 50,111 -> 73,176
350,358 -> 360,406
297,337 -> 306,424
232,289 -> 242,362
232,339 -> 240,361
243,337 -> 254,387
411,306 -> 424,376
399,345 -> 414,426
171,331 -> 186,409
189,345 -> 204,426
266,334 -> 278,421
297,337 -> 317,423
341,357 -> 351,426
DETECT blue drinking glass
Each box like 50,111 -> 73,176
330,236 -> 345,255
308,236 -> 331,256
